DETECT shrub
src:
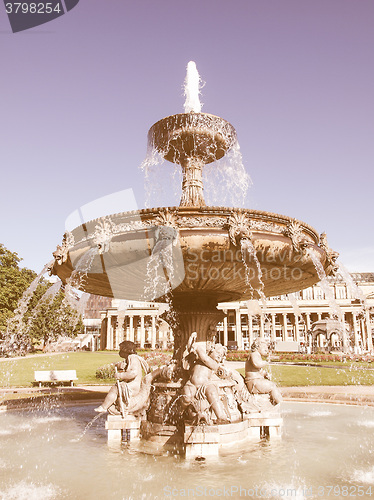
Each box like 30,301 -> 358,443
95,364 -> 115,379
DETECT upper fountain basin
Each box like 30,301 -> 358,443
50,206 -> 335,303
148,113 -> 237,165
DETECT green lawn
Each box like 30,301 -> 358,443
0,352 -> 121,387
238,365 -> 374,386
1,352 -> 374,388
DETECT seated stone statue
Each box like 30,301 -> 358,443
180,333 -> 230,425
244,339 -> 282,406
94,340 -> 150,415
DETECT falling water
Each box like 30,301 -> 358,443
337,261 -> 366,304
141,62 -> 252,209
4,260 -> 55,352
240,239 -> 267,307
184,61 -> 203,113
203,143 -> 252,208
307,248 -> 344,324
143,234 -> 176,301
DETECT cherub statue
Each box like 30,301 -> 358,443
94,340 -> 150,415
180,332 -> 230,424
244,339 -> 282,406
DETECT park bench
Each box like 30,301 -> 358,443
34,370 -> 77,388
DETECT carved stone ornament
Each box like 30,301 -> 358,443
227,210 -> 252,246
177,216 -> 226,228
283,220 -> 307,252
154,209 -> 178,228
52,232 -> 74,265
93,217 -> 117,254
319,232 -> 339,276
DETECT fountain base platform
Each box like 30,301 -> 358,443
105,402 -> 282,458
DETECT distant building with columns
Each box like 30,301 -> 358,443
88,273 -> 374,353
217,273 -> 374,353
99,300 -> 173,351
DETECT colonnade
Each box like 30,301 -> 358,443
100,303 -> 171,350
217,305 -> 374,353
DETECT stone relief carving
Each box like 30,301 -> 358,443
93,217 -> 117,254
319,232 -> 339,276
283,220 -> 307,252
52,232 -> 74,265
154,209 -> 178,228
177,216 -> 226,228
227,210 -> 253,246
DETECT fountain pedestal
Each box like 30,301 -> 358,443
105,414 -> 142,444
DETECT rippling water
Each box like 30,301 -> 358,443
0,403 -> 373,499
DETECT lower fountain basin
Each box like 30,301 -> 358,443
1,403 -> 373,498
51,206 -> 330,302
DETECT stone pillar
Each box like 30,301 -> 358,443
282,314 -> 288,341
235,309 -> 242,349
107,313 -> 113,350
223,315 -> 228,347
259,314 -> 265,339
352,312 -> 359,352
113,315 -> 119,350
271,314 -> 276,344
128,315 -> 134,343
294,314 -> 300,343
248,314 -> 253,346
151,315 -> 156,349
306,313 -> 311,331
365,309 -> 373,352
140,315 -> 145,348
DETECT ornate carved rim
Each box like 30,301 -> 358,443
64,206 -> 320,246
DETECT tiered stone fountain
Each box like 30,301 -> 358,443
50,62 -> 338,457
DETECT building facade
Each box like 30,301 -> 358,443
99,300 -> 173,351
95,273 -> 374,353
217,273 -> 374,353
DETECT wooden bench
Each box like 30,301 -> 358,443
34,370 -> 77,388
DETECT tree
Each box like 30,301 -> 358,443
26,290 -> 84,349
0,244 -> 37,335
0,243 -> 84,353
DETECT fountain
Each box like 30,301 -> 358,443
47,62 -> 339,457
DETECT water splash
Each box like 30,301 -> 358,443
307,249 -> 344,323
240,239 -> 267,306
184,61 -> 203,113
203,142 -> 252,208
4,261 -> 55,353
71,413 -> 106,443
287,293 -> 302,318
337,261 -> 366,304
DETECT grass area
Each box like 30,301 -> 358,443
0,352 -> 121,387
274,360 -> 374,369
2,352 -> 374,388
238,365 -> 374,386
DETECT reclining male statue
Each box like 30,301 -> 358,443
94,340 -> 151,415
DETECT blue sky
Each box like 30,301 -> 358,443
1,1 -> 373,273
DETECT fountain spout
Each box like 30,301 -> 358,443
184,61 -> 203,113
